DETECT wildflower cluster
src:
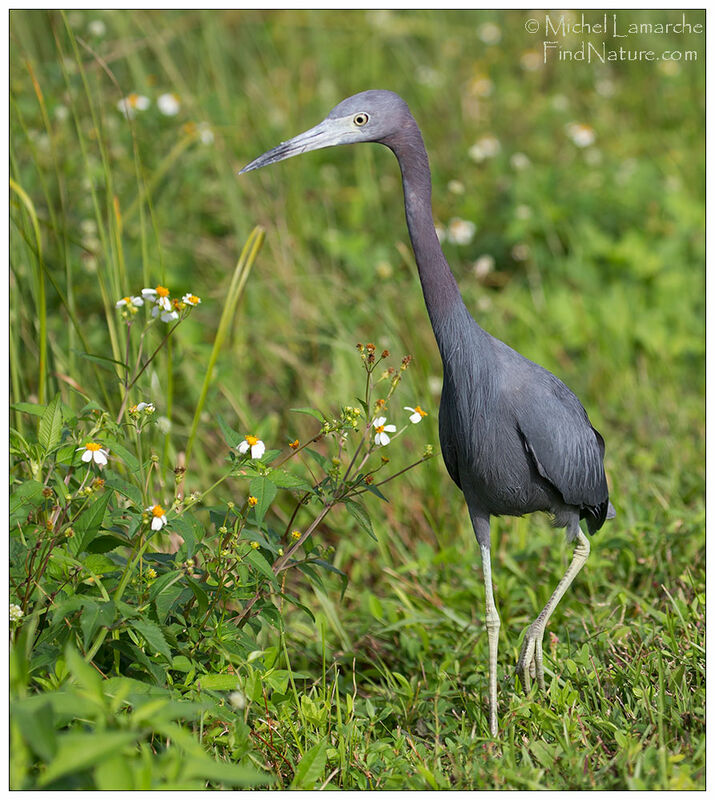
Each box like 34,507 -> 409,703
342,406 -> 363,431
115,285 -> 201,323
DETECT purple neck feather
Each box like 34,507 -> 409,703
384,120 -> 464,336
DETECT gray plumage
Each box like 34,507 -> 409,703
241,89 -> 614,735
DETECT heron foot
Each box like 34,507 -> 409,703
516,624 -> 546,694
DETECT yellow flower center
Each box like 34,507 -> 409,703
188,295 -> 199,304
156,285 -> 170,297
85,442 -> 102,451
128,93 -> 139,107
123,296 -> 131,304
152,505 -> 165,517
414,406 -> 427,417
375,425 -> 385,433
291,530 -> 301,540
245,435 -> 259,446
248,496 -> 258,507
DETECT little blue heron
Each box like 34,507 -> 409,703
241,90 -> 614,736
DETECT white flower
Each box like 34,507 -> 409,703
198,122 -> 214,145
469,75 -> 493,98
146,504 -> 167,531
157,93 -> 181,116
473,254 -> 495,278
229,690 -> 246,710
595,78 -> 615,98
510,152 -> 531,171
77,442 -> 109,467
566,122 -> 596,148
404,406 -> 428,424
87,19 -> 106,37
115,295 -> 144,309
151,306 -> 179,323
10,604 -> 23,623
416,66 -> 441,87
447,218 -> 476,246
134,402 -> 155,414
468,135 -> 500,163
238,435 -> 266,460
520,50 -> 542,72
157,416 -> 172,435
182,293 -> 201,306
447,180 -> 465,195
143,286 -> 175,319
54,104 -> 69,122
117,93 -> 150,119
478,22 -> 501,45
372,416 -> 397,446
551,94 -> 569,111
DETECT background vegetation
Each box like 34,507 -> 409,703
10,9 -> 704,790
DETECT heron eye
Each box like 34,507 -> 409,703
353,113 -> 369,127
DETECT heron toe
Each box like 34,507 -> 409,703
516,625 -> 546,693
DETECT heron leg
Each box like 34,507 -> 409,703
516,529 -> 590,693
479,543 -> 501,736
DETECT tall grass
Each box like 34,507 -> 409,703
10,9 -> 704,789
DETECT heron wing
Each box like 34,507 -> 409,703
512,372 -> 609,525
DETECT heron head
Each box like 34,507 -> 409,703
239,90 -> 412,174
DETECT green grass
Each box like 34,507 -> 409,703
10,9 -> 704,790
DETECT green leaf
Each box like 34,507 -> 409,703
289,407 -> 326,421
309,558 -> 349,599
170,515 -> 200,557
195,673 -> 240,691
80,599 -> 115,649
364,483 -> 389,502
102,440 -> 140,473
131,618 -> 172,661
269,469 -> 314,492
149,569 -> 184,601
86,534 -> 126,554
11,401 -> 46,417
306,448 -> 331,472
183,756 -> 273,787
39,731 -> 139,786
10,480 -> 45,525
245,549 -> 278,586
216,413 -> 243,449
38,393 -> 63,452
248,476 -> 277,524
13,699 -> 56,762
344,498 -> 377,541
72,491 -> 112,554
186,578 -> 208,615
291,737 -> 328,789
104,475 -> 142,506
56,442 -> 82,466
83,554 -> 120,575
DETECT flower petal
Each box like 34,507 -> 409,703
373,416 -> 386,428
237,441 -> 249,454
251,441 -> 266,459
81,450 -> 93,462
384,425 -> 397,433
93,451 -> 108,466
151,516 -> 163,531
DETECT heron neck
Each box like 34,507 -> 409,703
386,126 -> 464,335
